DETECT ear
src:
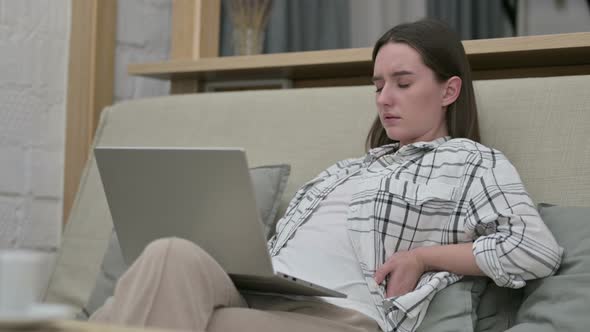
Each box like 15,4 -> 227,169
441,76 -> 462,107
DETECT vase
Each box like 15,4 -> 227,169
232,26 -> 265,56
229,0 -> 272,56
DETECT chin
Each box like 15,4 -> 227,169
384,128 -> 406,142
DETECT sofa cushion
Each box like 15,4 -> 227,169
505,204 -> 590,332
45,86 -> 376,312
417,277 -> 487,332
474,282 -> 522,332
474,75 -> 590,208
249,164 -> 291,238
81,164 -> 290,318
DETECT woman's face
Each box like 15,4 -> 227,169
372,42 -> 455,146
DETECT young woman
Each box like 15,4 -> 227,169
90,19 -> 562,332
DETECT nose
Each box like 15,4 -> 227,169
376,84 -> 393,107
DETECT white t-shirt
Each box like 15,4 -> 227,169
271,171 -> 381,323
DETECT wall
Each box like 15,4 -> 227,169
114,0 -> 171,103
0,0 -> 172,293
0,0 -> 70,293
0,0 -> 69,250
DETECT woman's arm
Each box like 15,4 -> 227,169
415,243 -> 484,276
375,158 -> 563,298
465,159 -> 563,288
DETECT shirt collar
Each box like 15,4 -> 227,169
366,136 -> 451,160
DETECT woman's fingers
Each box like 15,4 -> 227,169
374,260 -> 394,284
375,250 -> 426,298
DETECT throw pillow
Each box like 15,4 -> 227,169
474,281 -> 522,332
81,164 -> 290,318
417,277 -> 488,332
505,204 -> 589,332
249,164 -> 291,239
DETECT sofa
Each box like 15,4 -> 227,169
44,74 -> 590,331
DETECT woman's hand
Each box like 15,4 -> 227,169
374,243 -> 485,298
374,249 -> 426,298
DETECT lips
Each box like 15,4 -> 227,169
382,114 -> 401,125
384,114 -> 401,120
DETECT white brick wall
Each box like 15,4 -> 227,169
115,0 -> 171,103
0,0 -> 70,295
0,0 -> 172,249
0,0 -> 70,250
0,0 -> 171,295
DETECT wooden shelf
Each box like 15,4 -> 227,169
129,47 -> 373,81
128,32 -> 590,84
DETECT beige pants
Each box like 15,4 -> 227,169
90,238 -> 380,332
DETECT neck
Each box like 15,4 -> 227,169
400,128 -> 449,147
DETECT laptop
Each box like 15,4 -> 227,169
94,146 -> 345,298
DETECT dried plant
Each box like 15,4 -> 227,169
229,0 -> 273,32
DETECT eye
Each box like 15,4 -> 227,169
398,83 -> 410,89
375,87 -> 383,93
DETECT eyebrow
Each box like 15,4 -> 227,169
371,70 -> 415,82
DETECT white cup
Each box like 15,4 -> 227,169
0,249 -> 45,316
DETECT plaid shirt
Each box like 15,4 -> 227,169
268,136 -> 563,332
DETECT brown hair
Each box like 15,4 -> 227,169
366,19 -> 480,150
